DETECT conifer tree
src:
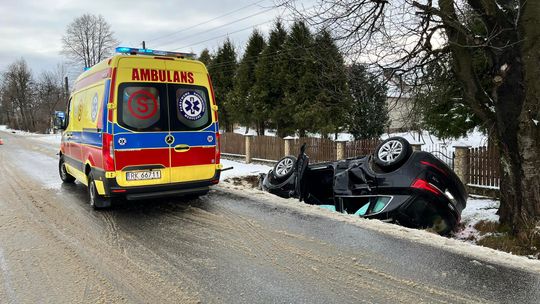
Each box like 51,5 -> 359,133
198,48 -> 212,66
312,30 -> 352,138
207,39 -> 237,132
228,30 -> 266,133
415,55 -> 482,139
346,64 -> 388,140
278,20 -> 316,137
252,21 -> 288,136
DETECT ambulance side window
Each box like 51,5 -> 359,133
118,84 -> 166,131
66,97 -> 72,127
169,85 -> 211,131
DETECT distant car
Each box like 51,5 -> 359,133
261,137 -> 467,235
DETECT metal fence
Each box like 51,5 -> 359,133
423,143 -> 455,169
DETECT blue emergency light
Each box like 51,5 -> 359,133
115,47 -> 195,59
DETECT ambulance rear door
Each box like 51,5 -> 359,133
164,60 -> 217,184
113,58 -> 172,187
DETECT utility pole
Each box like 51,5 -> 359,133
64,76 -> 69,97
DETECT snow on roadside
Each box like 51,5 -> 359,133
219,159 -> 272,179
455,197 -> 500,242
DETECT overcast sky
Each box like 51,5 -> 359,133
0,0 -> 299,80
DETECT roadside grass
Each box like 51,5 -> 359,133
474,220 -> 540,258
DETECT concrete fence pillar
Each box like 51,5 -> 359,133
336,140 -> 347,160
245,135 -> 253,163
453,145 -> 470,184
284,136 -> 294,156
411,143 -> 422,152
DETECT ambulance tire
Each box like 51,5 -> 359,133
59,157 -> 75,183
88,175 -> 112,210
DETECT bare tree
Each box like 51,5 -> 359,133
280,0 -> 540,236
34,64 -> 69,132
1,59 -> 36,131
61,14 -> 119,68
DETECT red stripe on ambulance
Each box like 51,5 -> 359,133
170,147 -> 215,167
114,149 -> 169,170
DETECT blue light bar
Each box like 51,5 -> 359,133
115,47 -> 195,58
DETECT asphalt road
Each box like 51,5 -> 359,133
0,130 -> 539,303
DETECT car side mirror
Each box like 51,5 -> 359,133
53,111 -> 67,130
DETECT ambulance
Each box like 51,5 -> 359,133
54,47 -> 222,209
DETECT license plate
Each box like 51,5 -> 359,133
126,170 -> 161,181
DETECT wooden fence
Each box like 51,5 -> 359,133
344,139 -> 381,159
220,133 -> 245,156
220,132 -> 379,163
468,145 -> 500,188
289,137 -> 337,163
251,135 -> 285,161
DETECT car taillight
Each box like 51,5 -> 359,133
411,178 -> 441,195
215,132 -> 221,164
103,133 -> 115,171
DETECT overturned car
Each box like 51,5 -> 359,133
261,137 -> 467,235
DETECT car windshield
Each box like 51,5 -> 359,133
117,83 -> 211,132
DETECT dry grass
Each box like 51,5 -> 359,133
224,175 -> 261,188
474,220 -> 540,258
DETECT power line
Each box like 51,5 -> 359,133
146,0 -> 270,44
172,5 -> 316,51
155,5 -> 277,49
173,18 -> 276,51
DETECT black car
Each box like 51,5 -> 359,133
261,137 -> 467,235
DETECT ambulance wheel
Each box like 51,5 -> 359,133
88,176 -> 111,210
59,157 -> 75,183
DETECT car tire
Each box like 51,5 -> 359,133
88,175 -> 111,210
271,156 -> 297,183
374,137 -> 412,170
59,157 -> 76,183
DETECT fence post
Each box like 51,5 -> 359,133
410,143 -> 422,152
453,145 -> 470,184
336,140 -> 347,160
284,136 -> 294,156
245,134 -> 253,163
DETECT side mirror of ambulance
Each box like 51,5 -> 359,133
53,111 -> 67,130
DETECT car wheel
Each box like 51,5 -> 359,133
271,156 -> 297,182
374,137 -> 412,170
59,157 -> 75,183
88,175 -> 111,210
